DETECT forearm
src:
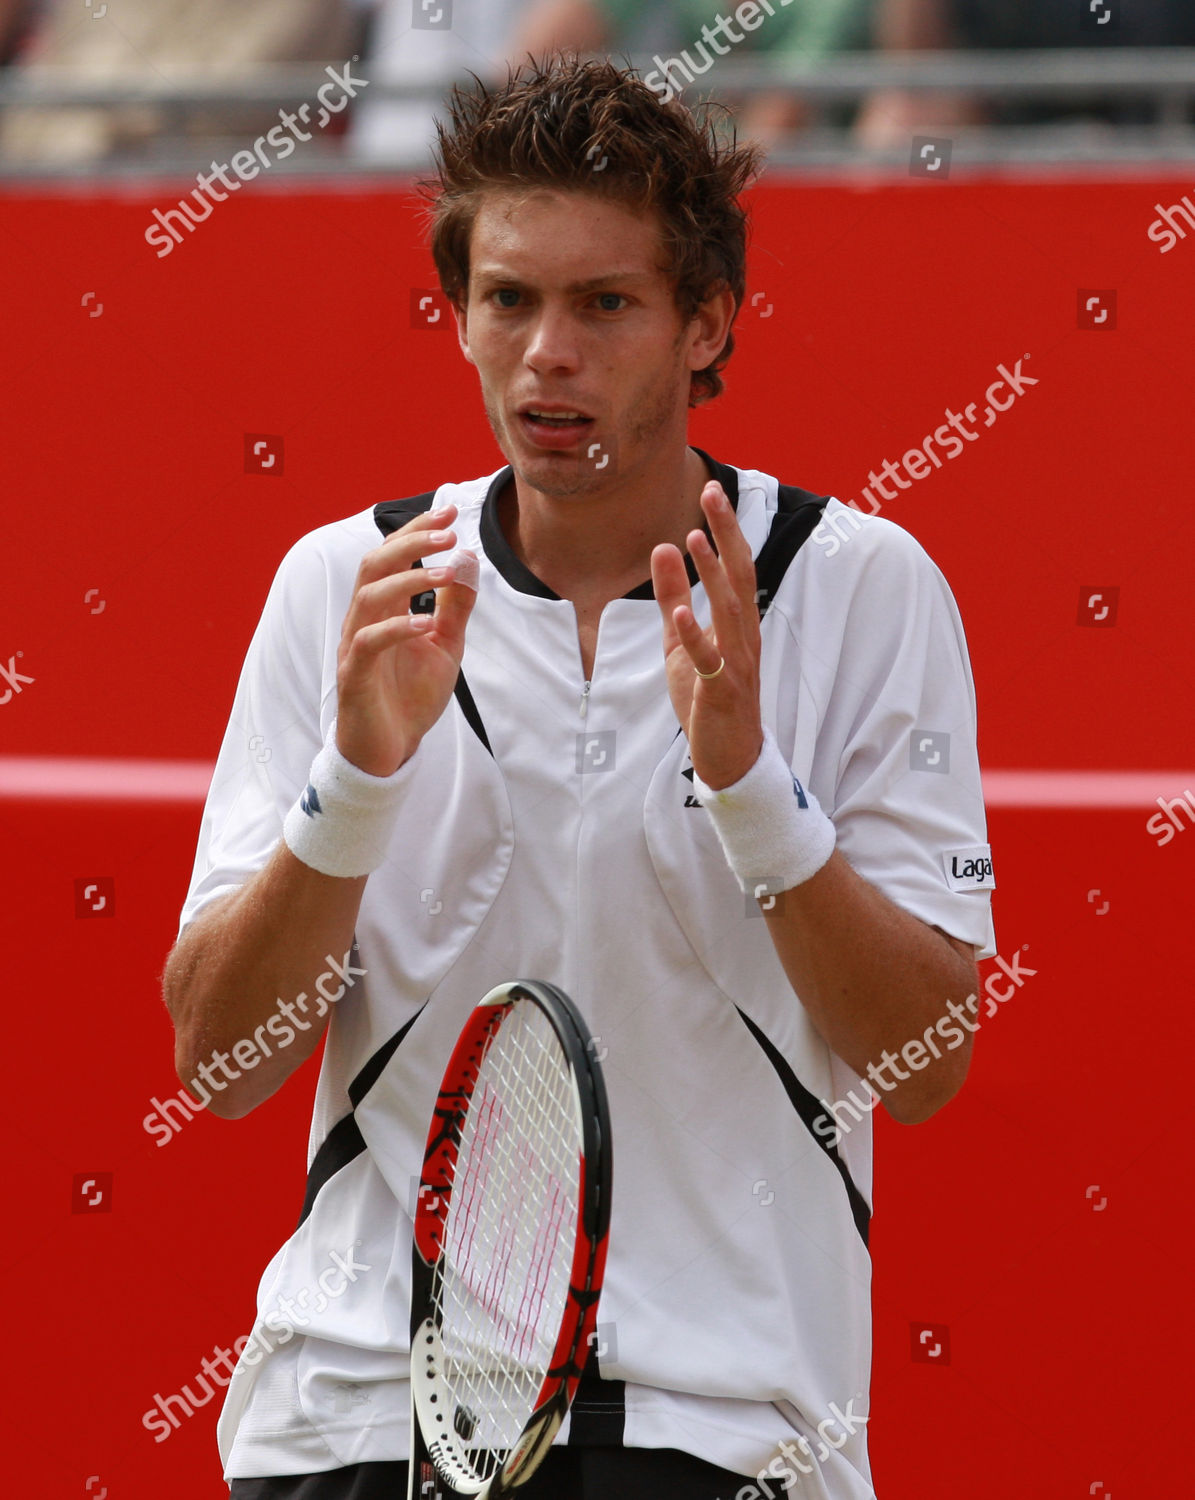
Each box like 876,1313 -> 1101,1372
164,506 -> 477,1120
653,482 -> 983,1126
763,850 -> 978,1123
162,840 -> 367,1119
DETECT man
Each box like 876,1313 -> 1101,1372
164,56 -> 995,1500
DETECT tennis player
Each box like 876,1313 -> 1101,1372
163,55 -> 995,1500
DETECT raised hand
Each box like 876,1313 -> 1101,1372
336,503 -> 478,777
650,480 -> 764,790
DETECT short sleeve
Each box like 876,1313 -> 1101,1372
175,533 -> 336,941
822,522 -> 996,961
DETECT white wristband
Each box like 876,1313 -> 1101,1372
282,719 -> 413,878
692,728 -> 836,895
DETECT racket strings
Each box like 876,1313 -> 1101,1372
433,1001 -> 581,1473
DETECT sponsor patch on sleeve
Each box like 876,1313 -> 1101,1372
941,845 -> 995,891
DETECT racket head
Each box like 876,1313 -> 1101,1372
410,980 -> 612,1498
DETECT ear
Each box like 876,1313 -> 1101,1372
685,282 -> 737,375
454,297 -> 474,367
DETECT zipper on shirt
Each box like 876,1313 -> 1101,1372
579,679 -> 591,720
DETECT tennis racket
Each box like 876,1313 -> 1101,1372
408,979 -> 613,1499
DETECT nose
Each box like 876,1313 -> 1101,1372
523,301 -> 581,376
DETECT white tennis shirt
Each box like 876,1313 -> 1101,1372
178,452 -> 995,1496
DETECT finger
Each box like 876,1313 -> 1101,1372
393,501 -> 457,541
429,563 -> 479,658
340,610 -> 442,673
650,543 -> 691,657
701,483 -> 761,633
359,509 -> 459,586
687,528 -> 750,660
340,553 -> 476,673
671,602 -> 724,680
374,528 -> 457,573
343,565 -> 442,638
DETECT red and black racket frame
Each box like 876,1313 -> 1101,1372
409,980 -> 613,1499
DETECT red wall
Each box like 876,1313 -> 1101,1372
2,174 -> 1192,1497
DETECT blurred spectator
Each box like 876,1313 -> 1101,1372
857,0 -> 1195,148
513,0 -> 871,61
0,0 -> 361,164
349,0 -> 529,164
6,0 -> 1187,170
0,0 -> 44,68
511,0 -> 875,147
854,0 -> 983,151
954,0 -> 1195,50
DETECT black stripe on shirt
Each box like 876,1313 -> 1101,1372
295,1006 -> 424,1229
735,1006 -> 871,1249
372,492 -> 492,756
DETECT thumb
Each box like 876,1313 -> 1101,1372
431,561 -> 479,657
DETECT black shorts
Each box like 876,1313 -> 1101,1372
229,1446 -> 748,1499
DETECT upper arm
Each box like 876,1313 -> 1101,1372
812,518 -> 997,962
935,926 -> 979,966
175,531 -> 336,942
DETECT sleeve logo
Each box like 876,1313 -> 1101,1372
941,845 -> 995,890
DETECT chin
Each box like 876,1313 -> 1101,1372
515,459 -> 596,500
505,441 -> 601,498
489,409 -> 616,498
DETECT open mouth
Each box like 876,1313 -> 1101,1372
517,406 -> 596,450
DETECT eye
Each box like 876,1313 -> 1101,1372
595,293 -> 625,312
492,288 -> 521,308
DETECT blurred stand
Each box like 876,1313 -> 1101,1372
349,0 -> 528,166
0,0 -> 361,164
858,0 -> 1195,149
0,0 -> 45,68
511,0 -> 874,148
1,0 -> 1195,172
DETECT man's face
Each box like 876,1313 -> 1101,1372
455,187 -> 718,498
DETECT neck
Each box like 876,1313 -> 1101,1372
498,445 -> 712,604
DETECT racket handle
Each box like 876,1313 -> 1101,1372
408,1381 -> 438,1500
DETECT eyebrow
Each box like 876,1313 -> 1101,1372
472,268 -> 657,294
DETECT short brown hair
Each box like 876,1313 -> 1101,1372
419,56 -> 764,406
